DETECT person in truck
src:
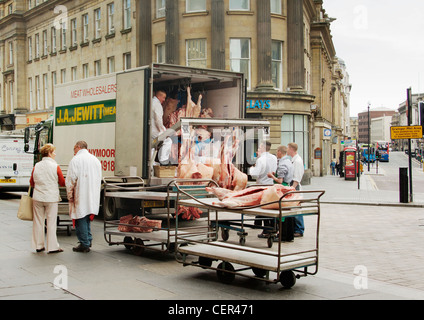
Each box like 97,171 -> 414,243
152,89 -> 172,164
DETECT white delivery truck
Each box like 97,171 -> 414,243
25,64 -> 270,219
0,131 -> 34,192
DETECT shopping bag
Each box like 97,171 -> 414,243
17,188 -> 33,221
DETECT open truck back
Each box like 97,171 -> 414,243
25,64 -> 270,219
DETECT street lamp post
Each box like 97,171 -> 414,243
367,103 -> 370,172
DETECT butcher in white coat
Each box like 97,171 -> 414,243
66,141 -> 102,253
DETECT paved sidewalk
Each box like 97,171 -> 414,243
303,167 -> 424,207
1,172 -> 424,301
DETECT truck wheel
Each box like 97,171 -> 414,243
103,196 -> 117,221
216,262 -> 235,284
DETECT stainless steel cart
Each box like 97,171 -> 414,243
173,185 -> 325,288
103,177 -> 217,255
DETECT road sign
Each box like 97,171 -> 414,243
390,125 -> 423,140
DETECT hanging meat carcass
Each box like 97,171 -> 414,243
217,135 -> 247,191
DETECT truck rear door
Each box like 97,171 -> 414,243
115,67 -> 151,179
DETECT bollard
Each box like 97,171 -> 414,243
399,167 -> 409,203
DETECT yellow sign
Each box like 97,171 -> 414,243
390,126 -> 423,140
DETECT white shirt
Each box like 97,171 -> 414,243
32,157 -> 61,202
66,149 -> 102,219
291,153 -> 305,188
249,152 -> 277,185
152,96 -> 166,139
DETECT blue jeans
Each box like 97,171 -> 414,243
292,183 -> 304,235
75,215 -> 92,247
294,215 -> 304,235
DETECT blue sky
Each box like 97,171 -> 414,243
323,1 -> 424,116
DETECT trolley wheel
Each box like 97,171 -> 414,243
123,236 -> 134,250
216,262 -> 235,284
131,238 -> 145,256
280,270 -> 296,288
267,236 -> 273,248
199,256 -> 213,269
221,228 -> 230,242
252,267 -> 267,278
239,236 -> 246,246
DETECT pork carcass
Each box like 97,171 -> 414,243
216,135 -> 247,191
185,86 -> 202,118
206,185 -> 300,209
260,185 -> 300,209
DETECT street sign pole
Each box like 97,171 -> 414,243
407,88 -> 413,202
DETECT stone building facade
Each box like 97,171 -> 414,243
0,0 -> 349,178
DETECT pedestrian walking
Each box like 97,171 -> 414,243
331,160 -> 336,175
30,143 -> 65,254
66,141 -> 102,253
287,142 -> 305,237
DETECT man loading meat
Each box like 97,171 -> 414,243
152,89 -> 172,164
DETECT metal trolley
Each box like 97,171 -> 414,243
102,177 -> 218,256
172,184 -> 325,288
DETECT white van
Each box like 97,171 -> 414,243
0,132 -> 34,192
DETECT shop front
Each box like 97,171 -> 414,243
246,91 -> 315,185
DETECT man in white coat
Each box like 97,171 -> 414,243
66,141 -> 102,253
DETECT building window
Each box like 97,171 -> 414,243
271,40 -> 283,90
94,8 -> 101,39
35,33 -> 40,58
230,38 -> 250,88
281,114 -> 310,169
28,37 -> 32,61
9,41 -> 13,65
156,0 -> 165,18
123,0 -> 131,29
124,52 -> 131,70
156,43 -> 165,63
83,63 -> 89,78
43,30 -> 48,56
229,0 -> 249,11
186,0 -> 206,13
29,78 -> 33,111
60,20 -> 66,50
51,27 -> 57,53
35,76 -> 40,109
82,13 -> 89,42
61,69 -> 66,83
95,60 -> 101,76
43,74 -> 48,108
9,82 -> 14,112
270,0 -> 282,14
107,56 -> 115,73
71,66 -> 77,81
108,3 -> 115,34
71,18 -> 77,46
186,39 -> 207,68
